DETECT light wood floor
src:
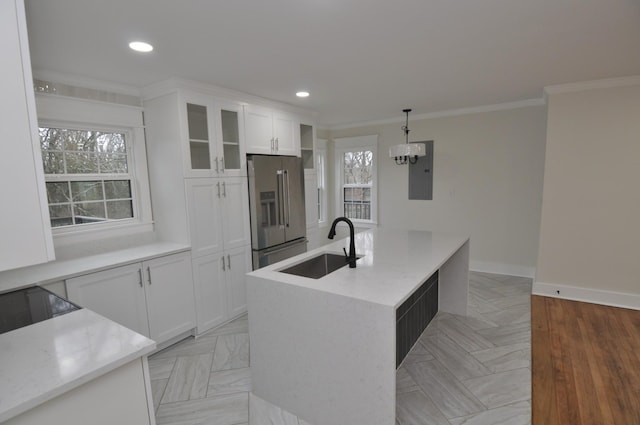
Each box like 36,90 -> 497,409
532,295 -> 640,425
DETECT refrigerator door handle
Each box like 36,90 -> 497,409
276,170 -> 285,228
284,169 -> 291,227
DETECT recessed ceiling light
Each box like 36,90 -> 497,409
296,91 -> 310,98
129,41 -> 154,53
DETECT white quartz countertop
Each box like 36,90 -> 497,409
248,228 -> 469,308
0,241 -> 190,293
0,309 -> 156,422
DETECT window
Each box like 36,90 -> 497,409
316,139 -> 328,225
40,126 -> 135,228
342,150 -> 373,220
335,135 -> 378,225
34,93 -> 153,244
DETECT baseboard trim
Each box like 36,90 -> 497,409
469,261 -> 535,278
533,281 -> 640,311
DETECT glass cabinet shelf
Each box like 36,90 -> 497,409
220,109 -> 240,170
300,124 -> 314,169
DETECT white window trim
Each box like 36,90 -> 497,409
35,94 -> 153,247
316,138 -> 328,227
334,135 -> 378,226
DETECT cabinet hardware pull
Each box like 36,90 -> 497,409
147,266 -> 152,285
217,182 -> 221,198
285,169 -> 291,227
275,137 -> 279,151
138,269 -> 143,287
227,254 -> 231,269
215,157 -> 219,173
222,256 -> 226,271
222,181 -> 227,197
221,157 -> 225,172
270,138 -> 274,150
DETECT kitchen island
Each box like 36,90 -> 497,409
247,228 -> 469,425
0,308 -> 156,424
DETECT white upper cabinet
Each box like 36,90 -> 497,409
299,122 -> 315,170
244,104 -> 299,156
216,100 -> 246,176
180,92 -> 246,177
0,0 -> 55,272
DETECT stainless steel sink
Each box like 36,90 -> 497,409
279,253 -> 361,279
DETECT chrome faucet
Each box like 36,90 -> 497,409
328,217 -> 357,268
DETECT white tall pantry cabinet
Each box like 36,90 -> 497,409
144,90 -> 252,334
0,0 -> 54,272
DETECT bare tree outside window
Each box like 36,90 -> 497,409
40,127 -> 134,227
343,150 -> 373,220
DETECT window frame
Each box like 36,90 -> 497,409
40,122 -> 138,229
316,138 -> 328,226
334,135 -> 378,226
35,94 -> 153,245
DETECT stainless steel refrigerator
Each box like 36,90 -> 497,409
247,155 -> 307,269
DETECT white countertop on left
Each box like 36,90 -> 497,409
0,241 -> 190,293
0,308 -> 156,422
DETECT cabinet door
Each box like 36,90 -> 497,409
144,252 -> 196,342
185,178 -> 224,257
300,123 -> 315,169
244,105 -> 273,154
273,112 -> 298,155
225,246 -> 251,318
220,177 -> 251,250
181,93 -> 218,177
67,264 -> 149,337
192,253 -> 227,334
0,0 -> 54,272
216,100 -> 246,176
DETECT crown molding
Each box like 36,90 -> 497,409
141,77 -> 316,119
326,98 -> 546,130
32,69 -> 142,97
544,75 -> 640,96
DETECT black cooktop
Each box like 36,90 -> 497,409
0,286 -> 81,334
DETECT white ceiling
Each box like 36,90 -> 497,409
24,0 -> 640,127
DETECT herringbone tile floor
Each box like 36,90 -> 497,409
148,271 -> 532,425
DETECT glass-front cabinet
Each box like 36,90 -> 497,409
187,102 -> 212,170
216,100 -> 245,176
300,123 -> 315,170
182,92 -> 245,177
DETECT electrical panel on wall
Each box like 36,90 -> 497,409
408,141 -> 434,200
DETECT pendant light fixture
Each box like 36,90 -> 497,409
389,108 -> 425,165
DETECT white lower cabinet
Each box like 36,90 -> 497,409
225,246 -> 251,318
67,263 -> 149,337
192,254 -> 226,332
192,245 -> 251,334
67,252 -> 196,343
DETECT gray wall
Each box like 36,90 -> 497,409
324,105 -> 547,277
